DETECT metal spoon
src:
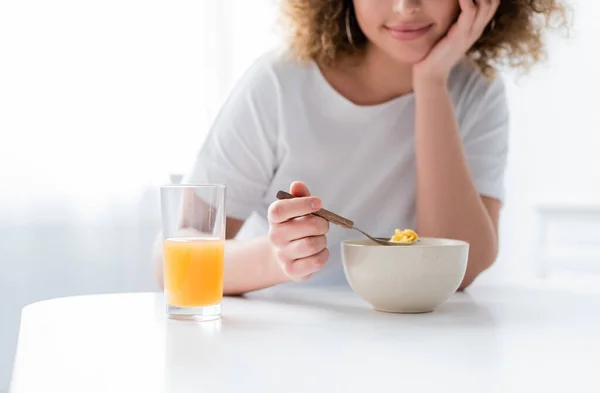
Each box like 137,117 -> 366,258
276,191 -> 418,246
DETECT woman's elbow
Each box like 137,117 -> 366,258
458,242 -> 498,291
458,261 -> 490,290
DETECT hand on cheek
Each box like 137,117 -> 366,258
413,0 -> 500,85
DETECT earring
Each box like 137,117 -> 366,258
490,18 -> 496,31
345,7 -> 354,46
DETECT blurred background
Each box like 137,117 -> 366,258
0,0 -> 599,391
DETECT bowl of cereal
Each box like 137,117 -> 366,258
341,232 -> 469,313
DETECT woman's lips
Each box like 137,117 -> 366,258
386,23 -> 433,41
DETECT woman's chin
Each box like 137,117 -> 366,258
385,47 -> 431,66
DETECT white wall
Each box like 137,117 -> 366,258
486,0 -> 600,286
0,1 -> 204,384
0,1 -> 278,389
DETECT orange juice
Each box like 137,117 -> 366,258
163,238 -> 224,307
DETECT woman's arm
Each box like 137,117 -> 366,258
153,215 -> 289,296
413,79 -> 500,289
154,182 -> 329,295
411,0 -> 503,289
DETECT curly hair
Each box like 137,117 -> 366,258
282,0 -> 570,76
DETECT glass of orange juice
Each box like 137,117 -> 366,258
160,184 -> 226,321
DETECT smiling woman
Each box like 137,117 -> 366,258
168,0 -> 572,296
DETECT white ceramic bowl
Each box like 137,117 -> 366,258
342,238 -> 469,313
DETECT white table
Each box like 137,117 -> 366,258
10,285 -> 600,393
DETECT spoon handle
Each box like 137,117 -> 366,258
276,191 -> 354,228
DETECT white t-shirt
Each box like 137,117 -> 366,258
185,49 -> 509,287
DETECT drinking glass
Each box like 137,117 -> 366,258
160,184 -> 226,321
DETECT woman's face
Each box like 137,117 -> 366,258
353,0 -> 460,64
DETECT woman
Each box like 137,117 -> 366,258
156,0 -> 568,293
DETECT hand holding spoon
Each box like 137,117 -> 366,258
276,191 -> 418,246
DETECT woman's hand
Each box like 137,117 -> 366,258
413,0 -> 499,85
267,181 -> 330,281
